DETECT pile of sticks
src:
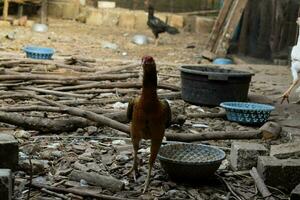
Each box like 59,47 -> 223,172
0,55 -> 181,134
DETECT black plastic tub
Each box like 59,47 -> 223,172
180,65 -> 254,106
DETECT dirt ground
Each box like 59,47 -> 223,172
0,18 -> 300,199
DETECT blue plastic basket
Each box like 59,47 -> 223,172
23,46 -> 55,60
220,102 -> 275,125
212,58 -> 234,65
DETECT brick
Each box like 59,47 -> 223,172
0,169 -> 13,200
291,184 -> 300,200
230,142 -> 268,171
195,16 -> 215,34
0,21 -> 11,27
0,134 -> 18,171
168,14 -> 184,28
257,156 -> 300,192
134,11 -> 148,30
270,142 -> 300,159
119,12 -> 135,29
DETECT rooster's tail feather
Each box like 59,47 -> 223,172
166,26 -> 179,35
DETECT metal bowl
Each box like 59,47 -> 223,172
158,143 -> 226,182
32,23 -> 48,33
131,34 -> 149,45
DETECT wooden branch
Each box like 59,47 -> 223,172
32,183 -> 135,200
0,73 -> 138,81
0,105 -> 115,114
250,167 -> 275,200
0,111 -> 96,133
100,63 -> 140,74
16,86 -> 93,99
26,92 -> 130,133
69,170 -> 124,192
165,130 -> 262,142
56,63 -> 96,73
54,82 -> 180,91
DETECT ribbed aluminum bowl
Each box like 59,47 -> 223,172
158,143 -> 226,182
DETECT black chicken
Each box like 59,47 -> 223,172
147,5 -> 179,46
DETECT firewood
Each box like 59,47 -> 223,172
0,111 -> 96,133
32,183 -> 134,200
54,82 -> 180,91
26,92 -> 130,133
16,86 -> 93,99
0,73 -> 138,81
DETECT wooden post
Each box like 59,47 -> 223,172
41,0 -> 48,24
3,0 -> 9,21
18,4 -> 24,18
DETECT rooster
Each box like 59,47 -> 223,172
147,5 -> 179,46
124,56 -> 171,193
281,17 -> 300,104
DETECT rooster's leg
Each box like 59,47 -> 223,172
155,36 -> 160,46
143,139 -> 162,193
123,139 -> 140,181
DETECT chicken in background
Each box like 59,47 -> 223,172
124,56 -> 171,193
281,17 -> 300,104
146,4 -> 179,46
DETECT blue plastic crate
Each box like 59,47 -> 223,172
220,102 -> 275,125
23,46 -> 55,60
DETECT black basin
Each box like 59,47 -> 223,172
180,65 -> 254,106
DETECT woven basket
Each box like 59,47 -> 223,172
220,102 -> 274,125
158,143 -> 225,182
23,46 -> 54,60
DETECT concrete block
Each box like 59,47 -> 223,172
168,14 -> 184,28
0,134 -> 18,171
270,142 -> 300,159
0,21 -> 11,27
48,0 -> 80,19
134,11 -> 148,30
291,184 -> 300,200
119,12 -> 135,29
101,9 -> 119,26
195,16 -> 215,34
230,142 -> 268,171
25,20 -> 35,28
0,169 -> 12,200
257,156 -> 300,192
86,10 -> 103,26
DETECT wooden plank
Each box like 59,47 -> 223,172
205,0 -> 234,51
215,0 -> 248,57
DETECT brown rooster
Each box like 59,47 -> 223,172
125,56 -> 171,193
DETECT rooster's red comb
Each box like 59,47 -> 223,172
142,56 -> 155,64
